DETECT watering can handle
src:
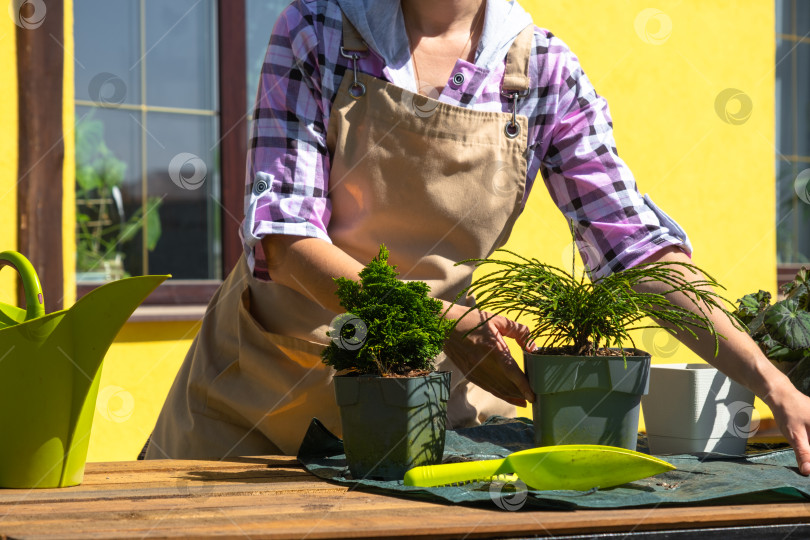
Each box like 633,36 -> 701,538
0,251 -> 45,321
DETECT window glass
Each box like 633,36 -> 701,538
777,161 -> 807,263
796,0 -> 809,37
797,43 -> 810,157
777,0 -> 788,34
74,106 -> 143,279
775,1 -> 810,264
144,112 -> 221,279
74,0 -> 221,281
74,0 -> 141,105
145,0 -> 218,111
775,39 -> 794,156
246,0 -> 288,114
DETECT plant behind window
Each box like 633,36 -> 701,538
75,115 -> 162,276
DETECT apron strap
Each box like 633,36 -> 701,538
341,15 -> 368,53
502,24 -> 534,93
340,15 -> 369,98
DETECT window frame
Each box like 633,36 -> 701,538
15,0 -> 65,312
776,0 -> 810,285
74,0 -> 247,311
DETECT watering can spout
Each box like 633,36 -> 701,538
61,274 -> 169,384
0,251 -> 168,488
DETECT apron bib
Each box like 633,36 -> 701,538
146,19 -> 534,459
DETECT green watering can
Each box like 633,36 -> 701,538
0,251 -> 168,488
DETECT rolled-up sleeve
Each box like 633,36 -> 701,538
242,4 -> 332,270
536,36 -> 691,279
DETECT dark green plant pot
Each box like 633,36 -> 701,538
524,350 -> 651,450
333,371 -> 450,480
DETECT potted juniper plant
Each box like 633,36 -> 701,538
322,245 -> 454,480
733,267 -> 810,395
458,245 -> 740,451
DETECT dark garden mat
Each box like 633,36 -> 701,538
297,417 -> 810,510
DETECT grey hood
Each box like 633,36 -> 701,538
334,0 -> 534,90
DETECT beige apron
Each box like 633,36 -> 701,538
146,19 -> 534,459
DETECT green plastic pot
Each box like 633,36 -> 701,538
525,349 -> 651,451
0,251 -> 167,488
333,371 -> 450,481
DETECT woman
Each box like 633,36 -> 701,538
146,0 -> 810,475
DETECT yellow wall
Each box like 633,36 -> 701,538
63,0 -> 75,308
86,321 -> 199,461
508,1 -> 776,421
1,6 -> 18,304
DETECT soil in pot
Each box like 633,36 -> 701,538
525,349 -> 651,451
333,371 -> 450,480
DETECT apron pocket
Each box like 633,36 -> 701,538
204,285 -> 340,455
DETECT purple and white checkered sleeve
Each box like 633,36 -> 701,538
537,36 -> 691,279
241,4 -> 332,270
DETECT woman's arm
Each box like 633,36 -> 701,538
262,235 -> 364,314
263,235 -> 536,406
635,246 -> 810,475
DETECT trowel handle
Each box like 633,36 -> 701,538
0,251 -> 45,321
403,458 -> 506,488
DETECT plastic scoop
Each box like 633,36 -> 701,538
403,444 -> 675,491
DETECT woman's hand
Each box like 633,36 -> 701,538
633,246 -> 810,475
442,303 -> 536,407
763,379 -> 810,475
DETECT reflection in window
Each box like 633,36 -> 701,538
775,0 -> 810,264
246,1 -> 288,115
74,0 -> 220,281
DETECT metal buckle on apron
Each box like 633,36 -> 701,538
501,89 -> 529,139
340,47 -> 368,99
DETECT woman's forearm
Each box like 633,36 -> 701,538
631,247 -> 794,408
261,235 -> 364,313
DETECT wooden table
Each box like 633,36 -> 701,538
1,456 -> 809,539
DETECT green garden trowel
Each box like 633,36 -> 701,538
0,251 -> 168,488
403,444 -> 675,491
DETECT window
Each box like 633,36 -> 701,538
776,0 -> 810,280
246,1 -> 288,116
74,0 -> 221,282
73,0 -> 288,307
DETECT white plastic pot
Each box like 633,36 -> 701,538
641,364 -> 756,455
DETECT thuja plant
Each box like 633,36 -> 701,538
733,267 -> 810,362
321,245 -> 454,376
457,247 -> 742,356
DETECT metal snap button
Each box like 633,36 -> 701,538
504,121 -> 521,139
349,81 -> 366,99
254,180 -> 268,194
452,72 -> 465,86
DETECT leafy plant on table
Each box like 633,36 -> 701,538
321,245 -> 454,376
733,267 -> 810,363
457,248 -> 741,357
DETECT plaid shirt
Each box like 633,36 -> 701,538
242,0 -> 692,279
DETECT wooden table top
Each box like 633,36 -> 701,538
1,456 -> 809,539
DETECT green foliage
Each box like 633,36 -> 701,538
458,249 -> 740,357
321,245 -> 454,376
734,267 -> 810,362
75,115 -> 162,275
